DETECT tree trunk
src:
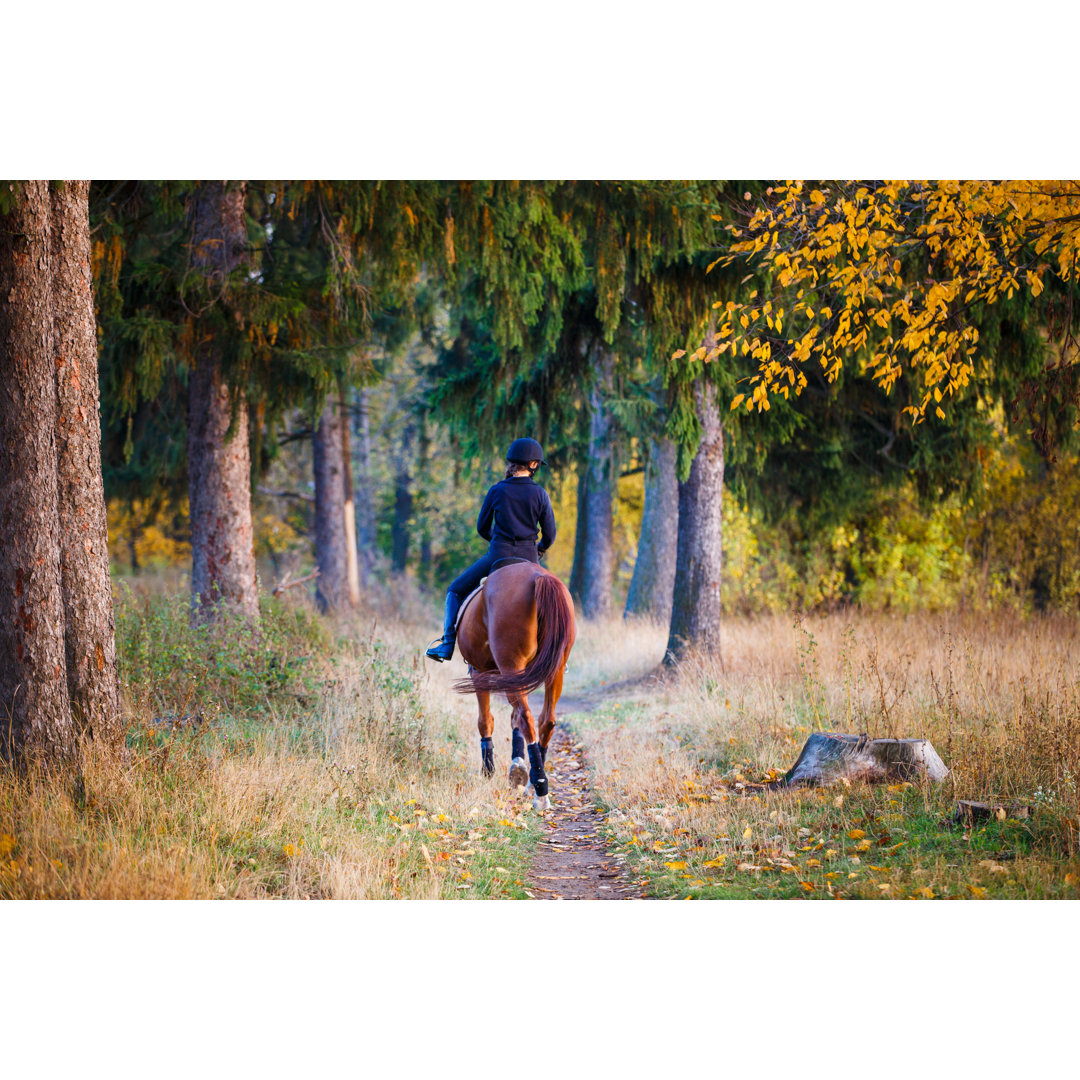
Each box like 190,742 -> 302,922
568,468 -> 589,602
353,386 -> 376,583
338,388 -> 361,606
391,418 -> 415,574
417,412 -> 433,587
313,396 -> 352,612
625,436 -> 678,622
0,181 -> 75,764
666,352 -> 724,664
581,345 -> 615,619
779,733 -> 949,787
185,182 -> 259,622
50,180 -> 122,751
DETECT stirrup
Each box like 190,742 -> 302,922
426,635 -> 454,662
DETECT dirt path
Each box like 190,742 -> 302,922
523,694 -> 641,900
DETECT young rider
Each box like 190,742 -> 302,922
426,437 -> 556,662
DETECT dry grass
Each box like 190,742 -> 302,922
568,610 -> 1080,899
6,576 -> 1079,900
0,579 -> 544,900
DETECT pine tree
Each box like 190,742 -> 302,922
1,180 -> 120,764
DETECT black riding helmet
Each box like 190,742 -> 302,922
506,437 -> 546,467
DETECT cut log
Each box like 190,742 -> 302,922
779,732 -> 949,787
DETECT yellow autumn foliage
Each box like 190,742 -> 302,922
711,181 -> 1080,422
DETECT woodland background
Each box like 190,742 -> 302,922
3,179 -> 1080,906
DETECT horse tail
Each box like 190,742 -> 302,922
453,573 -> 573,696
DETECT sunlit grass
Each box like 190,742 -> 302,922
0,578 -> 543,899
568,610 -> 1080,899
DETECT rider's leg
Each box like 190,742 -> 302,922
426,554 -> 493,662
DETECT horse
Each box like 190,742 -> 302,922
453,560 -> 576,810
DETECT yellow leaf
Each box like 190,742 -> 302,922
664,861 -> 687,871
855,839 -> 872,852
730,394 -> 746,411
703,857 -> 726,868
968,885 -> 987,898
800,881 -> 815,892
847,829 -> 866,840
742,826 -> 752,841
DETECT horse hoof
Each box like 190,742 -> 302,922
533,794 -> 551,812
509,757 -> 529,789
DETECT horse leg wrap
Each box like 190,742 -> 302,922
511,729 -> 525,762
480,738 -> 495,777
527,742 -> 548,797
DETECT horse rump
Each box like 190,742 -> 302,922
453,573 -> 573,696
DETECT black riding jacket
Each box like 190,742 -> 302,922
476,477 -> 557,553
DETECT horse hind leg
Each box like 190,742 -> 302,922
508,690 -> 536,792
509,727 -> 528,789
477,690 -> 495,778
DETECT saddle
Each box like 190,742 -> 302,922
456,577 -> 487,631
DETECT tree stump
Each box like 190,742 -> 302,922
778,732 -> 949,787
952,800 -> 1032,824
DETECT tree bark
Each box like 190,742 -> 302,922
666,349 -> 724,664
625,436 -> 678,622
568,468 -> 589,602
50,180 -> 122,750
391,417 -> 415,574
581,344 -> 615,619
185,182 -> 259,622
779,733 -> 949,787
338,389 -> 361,606
353,386 -> 376,583
0,181 -> 75,764
313,396 -> 353,611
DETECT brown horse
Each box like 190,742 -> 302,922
453,561 -> 576,809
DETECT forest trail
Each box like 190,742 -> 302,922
524,690 -> 643,900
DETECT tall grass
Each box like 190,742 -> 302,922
570,610 -> 1080,898
0,578 -> 540,899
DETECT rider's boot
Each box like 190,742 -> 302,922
426,591 -> 462,662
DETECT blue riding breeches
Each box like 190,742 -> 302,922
449,540 -> 539,600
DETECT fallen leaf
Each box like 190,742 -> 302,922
800,881 -> 814,892
848,829 -> 866,840
664,861 -> 687,871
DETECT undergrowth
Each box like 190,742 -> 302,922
0,582 -> 540,899
571,612 -> 1080,900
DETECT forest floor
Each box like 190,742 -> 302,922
3,573 -> 1080,900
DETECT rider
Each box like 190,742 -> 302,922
426,437 -> 556,662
